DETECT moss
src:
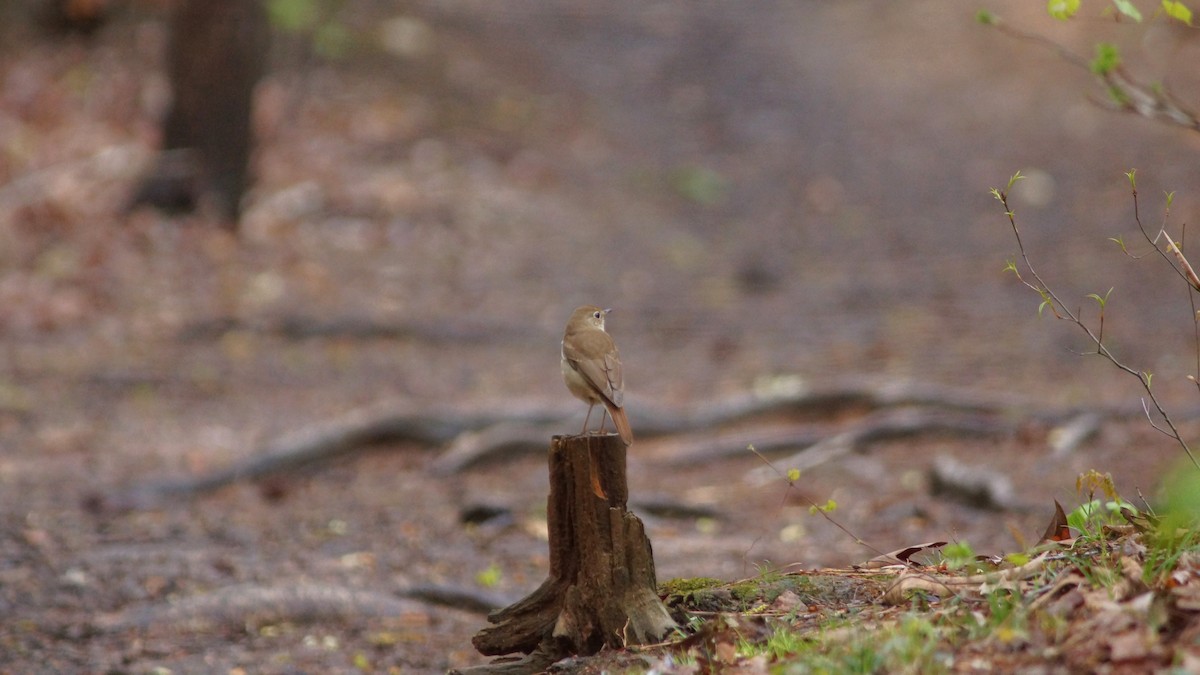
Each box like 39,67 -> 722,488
665,573 -> 889,615
658,576 -> 725,596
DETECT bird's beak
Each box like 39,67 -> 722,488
603,308 -> 613,314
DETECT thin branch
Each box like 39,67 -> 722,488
995,182 -> 1200,470
985,18 -> 1200,134
747,445 -> 896,564
1129,188 -> 1199,291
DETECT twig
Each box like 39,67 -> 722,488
994,176 -> 1200,470
985,17 -> 1200,134
747,445 -> 892,564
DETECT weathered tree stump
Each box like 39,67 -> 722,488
457,434 -> 676,673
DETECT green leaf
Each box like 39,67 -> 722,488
1048,0 -> 1081,19
1086,287 -> 1113,308
1113,0 -> 1145,20
1067,500 -> 1099,531
1038,299 -> 1052,316
976,9 -> 997,24
1007,170 -> 1025,190
808,498 -> 837,515
1003,260 -> 1019,274
1091,43 -> 1122,75
942,541 -> 975,570
1068,499 -> 1137,532
1125,168 -> 1137,189
1109,235 -> 1128,253
786,468 -> 801,482
1005,552 -> 1031,566
475,562 -> 503,588
1162,0 -> 1194,24
1166,190 -> 1176,207
267,0 -> 320,32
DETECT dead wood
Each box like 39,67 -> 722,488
105,379 -> 1136,508
928,455 -> 1022,511
449,642 -> 566,675
469,434 -> 677,668
398,584 -> 514,614
177,314 -> 531,344
744,409 -> 1017,484
628,377 -> 1039,436
100,403 -> 565,509
1049,411 -> 1103,457
880,552 -> 1050,605
442,380 -> 1145,474
652,423 -> 829,467
629,495 -> 721,520
93,583 -> 425,632
431,422 -> 559,476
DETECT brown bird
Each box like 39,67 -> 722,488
561,305 -> 633,445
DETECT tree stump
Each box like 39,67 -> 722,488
458,434 -> 676,673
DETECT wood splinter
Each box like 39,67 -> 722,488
453,434 -> 676,674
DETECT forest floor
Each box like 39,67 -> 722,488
2,1 -> 1200,672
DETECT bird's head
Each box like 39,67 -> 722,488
568,305 -> 610,332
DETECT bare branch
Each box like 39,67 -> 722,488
996,181 -> 1200,470
1166,237 -> 1200,292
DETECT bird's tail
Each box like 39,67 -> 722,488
607,404 -> 633,445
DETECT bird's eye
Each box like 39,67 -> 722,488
593,311 -> 601,319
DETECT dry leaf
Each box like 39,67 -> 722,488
1038,500 -> 1071,544
859,541 -> 947,569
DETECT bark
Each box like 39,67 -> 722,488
128,0 -> 268,224
462,434 -> 676,672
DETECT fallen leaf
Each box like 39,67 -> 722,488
1039,500 -> 1071,543
859,541 -> 947,569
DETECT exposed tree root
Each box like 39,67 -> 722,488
104,379 -> 1139,509
93,584 -> 427,632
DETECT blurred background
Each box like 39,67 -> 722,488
3,0 -> 1200,671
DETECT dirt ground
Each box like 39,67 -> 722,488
3,1 -> 1200,672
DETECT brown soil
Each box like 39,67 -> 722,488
2,1 -> 1199,672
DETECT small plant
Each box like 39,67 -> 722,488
735,624 -> 809,660
940,541 -> 977,572
474,562 -> 503,588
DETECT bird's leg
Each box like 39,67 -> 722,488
598,407 -> 610,435
581,403 -> 595,435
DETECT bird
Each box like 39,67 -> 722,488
561,305 -> 634,445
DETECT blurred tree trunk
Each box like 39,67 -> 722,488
129,0 -> 268,227
40,0 -> 111,35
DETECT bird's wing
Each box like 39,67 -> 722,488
563,330 -> 623,406
603,349 -> 624,407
